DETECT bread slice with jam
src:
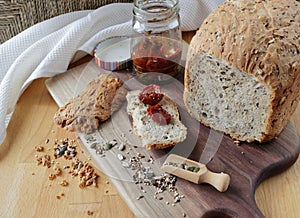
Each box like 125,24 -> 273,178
126,90 -> 187,150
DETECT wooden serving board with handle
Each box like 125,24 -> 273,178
46,60 -> 300,218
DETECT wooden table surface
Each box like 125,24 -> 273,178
1,32 -> 299,218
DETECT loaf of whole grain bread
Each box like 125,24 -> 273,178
184,0 -> 300,142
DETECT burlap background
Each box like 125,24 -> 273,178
0,0 -> 133,43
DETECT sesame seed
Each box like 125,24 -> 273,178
136,195 -> 144,200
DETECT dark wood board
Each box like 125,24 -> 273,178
46,60 -> 300,218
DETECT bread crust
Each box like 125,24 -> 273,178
54,74 -> 127,134
185,0 -> 300,142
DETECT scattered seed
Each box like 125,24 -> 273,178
104,143 -> 112,151
84,134 -> 94,141
54,145 -> 67,158
109,139 -> 118,146
87,210 -> 94,216
48,173 -> 56,180
53,166 -> 62,176
148,156 -> 154,164
118,143 -> 125,151
96,148 -> 104,155
45,139 -> 50,144
186,166 -> 200,173
137,153 -> 145,159
60,179 -> 69,187
174,196 -> 181,203
117,154 -> 125,161
121,162 -> 131,168
136,195 -> 144,200
35,146 -> 44,152
36,136 -> 185,207
67,146 -> 75,152
90,142 -> 98,149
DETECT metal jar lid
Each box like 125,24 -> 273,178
94,36 -> 132,71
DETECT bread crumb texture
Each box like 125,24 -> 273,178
185,0 -> 300,142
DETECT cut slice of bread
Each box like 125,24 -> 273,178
184,52 -> 271,142
126,90 -> 187,150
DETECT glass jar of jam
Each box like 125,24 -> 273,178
131,0 -> 182,84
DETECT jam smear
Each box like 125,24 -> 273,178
147,104 -> 171,125
138,84 -> 164,105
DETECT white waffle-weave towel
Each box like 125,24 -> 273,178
0,0 -> 224,144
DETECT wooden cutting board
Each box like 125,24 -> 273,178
46,60 -> 300,218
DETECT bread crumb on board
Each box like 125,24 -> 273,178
34,135 -> 100,198
87,210 -> 94,216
